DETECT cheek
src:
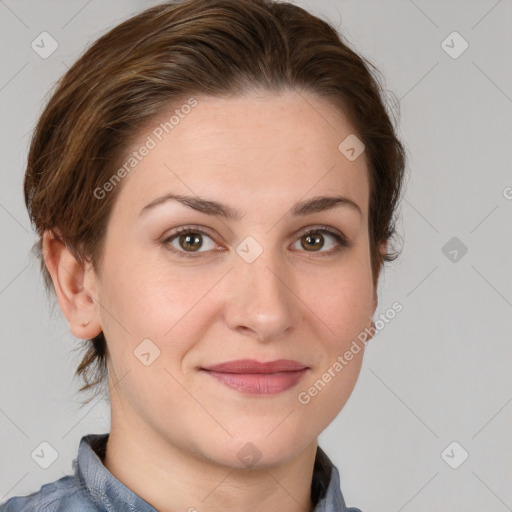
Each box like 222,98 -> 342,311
325,277 -> 374,346
298,254 -> 374,346
294,265 -> 371,422
98,262 -> 207,409
296,352 -> 363,435
97,254 -> 217,357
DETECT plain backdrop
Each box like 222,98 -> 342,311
1,1 -> 511,511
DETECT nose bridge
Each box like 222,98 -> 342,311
225,239 -> 299,340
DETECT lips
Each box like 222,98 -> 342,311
200,359 -> 309,395
201,359 -> 308,373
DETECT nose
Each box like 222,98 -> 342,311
223,246 -> 301,342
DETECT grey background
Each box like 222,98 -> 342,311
1,1 -> 511,510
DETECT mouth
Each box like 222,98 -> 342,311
200,359 -> 309,395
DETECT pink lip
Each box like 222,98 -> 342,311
200,359 -> 309,395
201,359 -> 308,373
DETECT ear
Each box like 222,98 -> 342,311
42,230 -> 102,339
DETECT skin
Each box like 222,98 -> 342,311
44,90 -> 382,512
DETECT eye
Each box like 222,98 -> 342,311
162,225 -> 351,259
292,226 -> 351,256
162,226 -> 219,258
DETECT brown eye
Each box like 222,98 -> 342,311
163,227 -> 218,258
301,233 -> 324,251
293,227 -> 350,256
178,232 -> 203,252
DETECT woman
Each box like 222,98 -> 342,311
1,0 -> 405,510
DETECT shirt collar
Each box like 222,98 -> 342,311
74,433 -> 351,511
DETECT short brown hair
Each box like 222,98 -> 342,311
24,0 -> 406,404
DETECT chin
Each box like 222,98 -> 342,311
197,429 -> 314,470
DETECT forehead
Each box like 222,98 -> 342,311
113,91 -> 369,221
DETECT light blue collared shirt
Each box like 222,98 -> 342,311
0,433 -> 362,512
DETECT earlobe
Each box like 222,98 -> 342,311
379,240 -> 387,258
42,230 -> 102,339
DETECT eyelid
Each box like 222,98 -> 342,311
295,225 -> 352,255
161,225 -> 221,256
161,224 -> 351,258
298,225 -> 349,242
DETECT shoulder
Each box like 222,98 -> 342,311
0,474 -> 99,512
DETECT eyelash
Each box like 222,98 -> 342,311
161,225 -> 352,259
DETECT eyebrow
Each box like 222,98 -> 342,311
139,193 -> 362,220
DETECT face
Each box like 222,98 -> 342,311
87,90 -> 378,467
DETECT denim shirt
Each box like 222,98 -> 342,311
0,433 -> 362,512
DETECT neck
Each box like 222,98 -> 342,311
103,416 -> 317,512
